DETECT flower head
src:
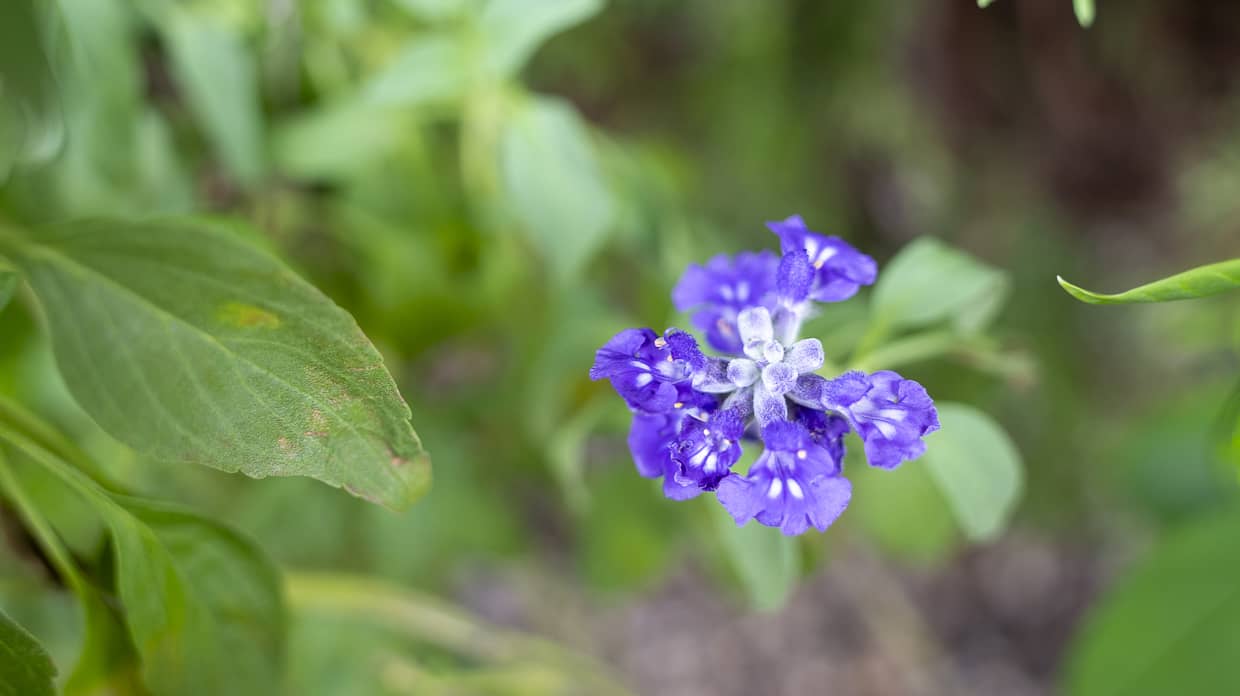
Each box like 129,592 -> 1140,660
592,215 -> 939,535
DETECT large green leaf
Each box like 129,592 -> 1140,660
869,236 -> 1008,336
0,608 -> 57,696
1066,506 -> 1240,696
0,218 -> 430,509
1057,258 -> 1240,305
499,96 -> 615,282
479,0 -> 605,78
921,403 -> 1024,542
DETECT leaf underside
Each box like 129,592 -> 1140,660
1057,258 -> 1240,305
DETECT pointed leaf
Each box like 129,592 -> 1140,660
0,219 -> 430,509
1074,0 -> 1095,27
479,0 -> 604,77
0,609 -> 57,696
1058,259 -> 1240,304
870,237 -> 1009,333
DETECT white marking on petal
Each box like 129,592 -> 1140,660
877,408 -> 907,422
767,478 -> 783,499
796,449 -> 807,460
720,286 -> 734,301
874,421 -> 899,439
634,373 -> 653,387
630,361 -> 651,371
704,453 -> 718,473
787,479 -> 805,499
737,281 -> 750,302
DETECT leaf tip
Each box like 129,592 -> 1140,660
1056,275 -> 1103,304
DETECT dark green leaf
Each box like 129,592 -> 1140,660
0,260 -> 16,313
0,218 -> 429,509
500,97 -> 615,282
1066,506 -> 1240,696
921,403 -> 1024,542
1057,259 -> 1240,304
0,608 -> 57,696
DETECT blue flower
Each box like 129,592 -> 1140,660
670,408 -> 745,491
716,420 -> 852,536
673,251 -> 779,354
823,370 -> 940,469
767,215 -> 877,302
590,327 -> 705,413
593,214 -> 940,536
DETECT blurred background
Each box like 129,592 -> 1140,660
2,0 -> 1240,694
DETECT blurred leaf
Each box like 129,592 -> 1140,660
850,443 -> 959,561
1057,259 -> 1240,305
0,260 -> 15,313
500,96 -> 615,283
393,0 -> 466,21
160,10 -> 265,185
1074,0 -> 1095,27
977,0 -> 997,6
0,0 -> 65,168
479,0 -> 605,78
274,103 -> 408,180
0,608 -> 57,696
712,499 -> 800,611
363,34 -> 467,107
870,236 -> 1008,335
287,574 -> 629,696
922,403 -> 1024,542
1066,506 -> 1240,696
0,218 -> 430,509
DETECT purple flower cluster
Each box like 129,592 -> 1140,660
591,215 -> 940,535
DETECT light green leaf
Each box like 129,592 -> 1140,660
161,11 -> 265,185
870,236 -> 1008,334
273,103 -> 408,180
1066,506 -> 1240,696
850,446 -> 959,561
0,218 -> 430,509
922,403 -> 1024,542
977,0 -> 997,6
0,259 -> 16,313
712,495 -> 800,611
500,96 -> 615,282
1074,0 -> 1095,27
1057,258 -> 1240,305
0,608 -> 57,696
479,0 -> 605,77
362,35 -> 467,107
393,0 -> 465,21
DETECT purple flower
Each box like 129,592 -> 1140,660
716,420 -> 852,535
590,328 -> 704,413
823,370 -> 940,469
767,215 -> 876,302
627,386 -> 718,499
791,405 -> 850,466
671,408 -> 745,490
673,251 -> 779,354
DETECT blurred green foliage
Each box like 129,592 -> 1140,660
1,0 -> 1239,693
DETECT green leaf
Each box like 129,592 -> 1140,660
977,0 -> 997,6
273,103 -> 408,181
160,11 -> 265,185
869,237 -> 1009,335
921,403 -> 1024,542
1074,0 -> 1095,27
712,492 -> 800,611
362,35 -> 467,107
0,259 -> 16,313
479,0 -> 605,78
0,218 -> 430,509
1057,259 -> 1240,305
500,96 -> 615,282
0,0 -> 65,169
1,432 -> 286,696
0,608 -> 57,696
1066,506 -> 1240,696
